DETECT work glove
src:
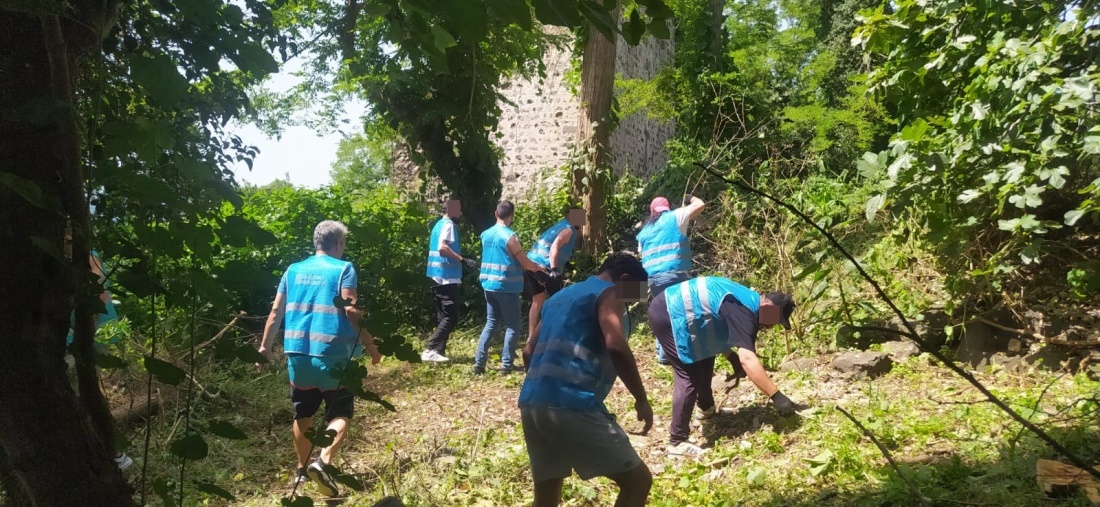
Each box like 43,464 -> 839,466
548,269 -> 562,280
770,391 -> 796,416
462,258 -> 480,270
683,194 -> 695,206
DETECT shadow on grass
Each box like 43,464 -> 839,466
701,405 -> 804,445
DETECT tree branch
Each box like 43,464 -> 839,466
837,406 -> 931,506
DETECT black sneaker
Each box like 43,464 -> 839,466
499,364 -> 522,375
306,460 -> 340,497
473,366 -> 486,375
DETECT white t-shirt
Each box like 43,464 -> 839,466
637,207 -> 693,253
431,219 -> 461,285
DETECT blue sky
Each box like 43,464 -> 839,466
230,61 -> 367,188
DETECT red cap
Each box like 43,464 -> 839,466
650,197 -> 671,213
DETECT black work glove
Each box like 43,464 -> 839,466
462,258 -> 480,270
683,194 -> 695,206
547,269 -> 562,280
770,391 -> 796,416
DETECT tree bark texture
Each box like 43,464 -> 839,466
572,1 -> 619,255
0,4 -> 133,506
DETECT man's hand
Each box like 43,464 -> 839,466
635,397 -> 654,436
683,194 -> 694,206
770,391 -> 796,416
256,345 -> 273,373
462,257 -> 480,270
369,347 -> 382,365
547,269 -> 562,281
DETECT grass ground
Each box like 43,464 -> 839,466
126,326 -> 1100,507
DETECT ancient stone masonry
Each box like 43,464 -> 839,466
395,29 -> 675,203
497,30 -> 675,200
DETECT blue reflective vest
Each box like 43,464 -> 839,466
637,211 -> 691,276
665,276 -> 759,364
66,250 -> 120,346
426,217 -> 461,280
479,224 -> 523,293
281,255 -> 359,358
528,219 -> 576,269
519,276 -> 619,411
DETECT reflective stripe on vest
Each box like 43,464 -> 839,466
519,276 -> 618,411
637,212 -> 691,275
426,218 -> 461,280
527,219 -> 576,269
282,256 -> 358,358
479,224 -> 523,292
665,277 -> 759,364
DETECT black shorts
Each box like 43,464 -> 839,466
525,269 -> 563,298
290,387 -> 354,421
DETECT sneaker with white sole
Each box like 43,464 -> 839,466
293,466 -> 310,487
666,442 -> 709,458
306,460 -> 340,497
114,453 -> 133,471
421,349 -> 450,363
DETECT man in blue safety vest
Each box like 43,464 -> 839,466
519,253 -> 653,507
475,200 -> 546,375
258,220 -> 383,497
423,199 -> 479,363
524,207 -> 584,342
649,276 -> 799,458
637,194 -> 706,364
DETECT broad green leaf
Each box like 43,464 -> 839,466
622,8 -> 645,45
169,433 -> 209,460
195,482 -> 236,501
95,352 -> 128,370
865,194 -> 886,222
208,419 -> 248,440
804,450 -> 835,476
236,345 -> 269,364
484,0 -> 532,29
430,26 -> 458,53
153,478 -> 176,507
235,44 -> 280,75
957,189 -> 981,203
1064,209 -> 1085,226
0,171 -> 60,211
636,0 -> 673,19
532,0 -> 582,27
647,17 -> 670,39
131,53 -> 190,106
306,427 -> 337,448
746,466 -> 766,485
144,356 -> 186,385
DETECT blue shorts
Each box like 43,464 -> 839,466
287,354 -> 347,391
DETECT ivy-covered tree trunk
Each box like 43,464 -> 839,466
572,0 -> 619,254
0,6 -> 134,506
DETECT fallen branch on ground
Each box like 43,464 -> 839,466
836,406 -> 931,506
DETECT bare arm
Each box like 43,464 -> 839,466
507,236 -> 545,272
548,228 -> 573,271
341,287 -> 381,365
598,290 -> 652,434
684,196 -> 705,220
523,321 -> 542,371
258,291 -> 287,361
88,254 -> 110,304
437,222 -> 463,261
732,348 -> 778,396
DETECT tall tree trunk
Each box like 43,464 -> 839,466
572,1 -> 619,255
0,5 -> 133,506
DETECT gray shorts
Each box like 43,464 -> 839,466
520,405 -> 644,482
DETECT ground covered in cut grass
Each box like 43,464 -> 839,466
132,326 -> 1099,507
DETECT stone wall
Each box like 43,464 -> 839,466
394,30 -> 675,202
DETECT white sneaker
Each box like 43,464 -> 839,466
114,453 -> 133,471
666,442 -> 709,458
421,350 -> 450,363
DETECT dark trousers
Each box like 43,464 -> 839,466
426,283 -> 460,355
649,292 -> 716,445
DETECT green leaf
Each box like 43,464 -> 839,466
153,478 -> 177,507
235,345 -> 269,364
647,17 -> 670,39
865,194 -> 886,222
636,0 -> 673,19
195,482 -> 236,501
578,0 -> 616,39
746,466 -> 766,485
622,8 -> 645,45
0,171 -> 60,212
804,450 -> 835,476
131,53 -> 190,106
333,470 -> 365,491
430,25 -> 458,53
306,427 -> 337,448
281,496 -> 314,507
169,433 -> 209,461
484,0 -> 532,29
1064,209 -> 1085,226
234,44 -> 280,75
144,356 -> 186,385
208,419 -> 248,440
532,0 -> 582,27
95,351 -> 128,370
793,262 -> 822,281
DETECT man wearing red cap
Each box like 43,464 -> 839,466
636,194 -> 705,364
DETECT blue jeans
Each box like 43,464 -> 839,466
648,271 -> 691,363
475,290 -> 522,369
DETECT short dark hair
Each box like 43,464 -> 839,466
496,200 -> 515,220
597,252 -> 648,282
